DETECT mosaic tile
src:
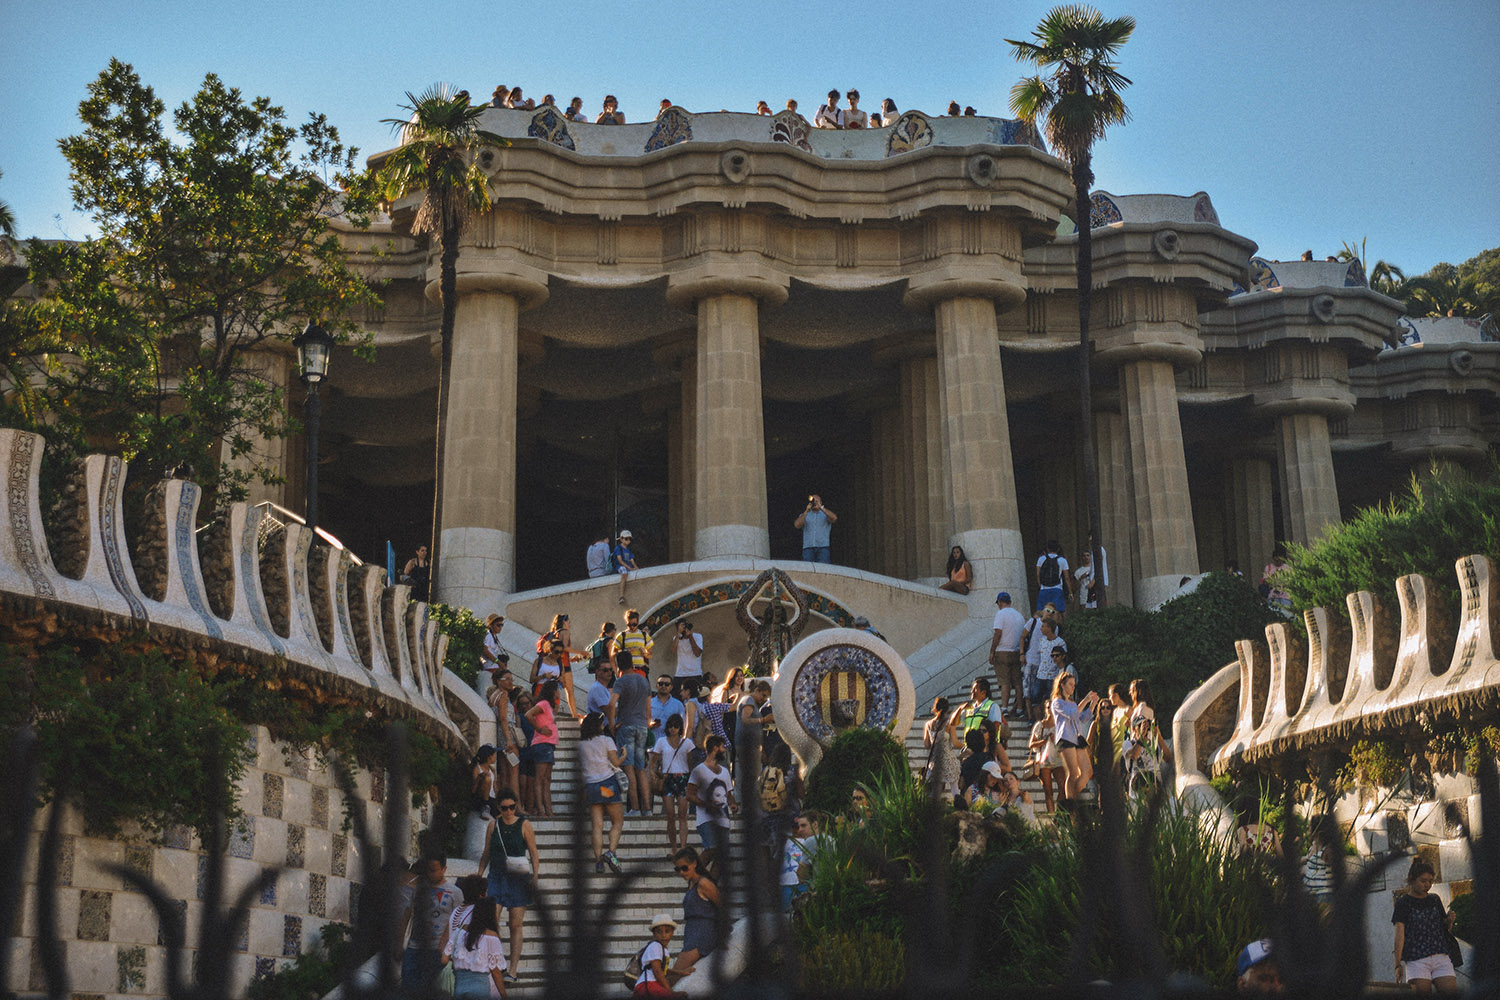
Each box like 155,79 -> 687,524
117,947 -> 146,993
288,751 -> 310,781
57,835 -> 75,887
164,825 -> 190,850
331,834 -> 347,878
260,868 -> 278,905
246,729 -> 258,755
282,914 -> 303,957
791,644 -> 900,744
234,920 -> 249,953
229,818 -> 255,860
254,957 -> 277,980
286,825 -> 305,869
309,873 -> 326,918
157,899 -> 186,947
644,107 -> 693,152
528,106 -> 576,150
77,890 -> 112,941
196,856 -> 209,900
263,774 -> 284,820
311,786 -> 329,830
370,767 -> 385,804
123,844 -> 153,887
644,581 -> 853,634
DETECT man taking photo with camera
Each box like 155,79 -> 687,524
794,493 -> 837,564
671,620 -> 704,700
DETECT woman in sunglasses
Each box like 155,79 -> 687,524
668,847 -> 720,982
477,790 -> 538,986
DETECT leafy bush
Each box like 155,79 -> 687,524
997,801 -> 1282,988
1065,572 -> 1278,725
802,727 -> 908,816
1278,461 -> 1500,617
797,928 -> 905,992
1343,739 -> 1408,789
0,641 -> 254,839
428,602 -> 487,686
247,922 -> 353,1000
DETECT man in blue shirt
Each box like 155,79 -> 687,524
794,494 -> 838,563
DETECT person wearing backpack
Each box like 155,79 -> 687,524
1033,540 -> 1073,616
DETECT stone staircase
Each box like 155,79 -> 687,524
484,686 -> 1051,996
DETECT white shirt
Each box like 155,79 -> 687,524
1035,634 -> 1067,681
689,762 -> 734,826
652,735 -> 695,774
813,103 -> 840,128
635,940 -> 669,987
579,734 -> 617,784
445,928 -> 507,976
839,107 -> 868,128
991,606 -> 1025,651
674,634 -> 704,675
1036,553 -> 1070,588
1023,616 -> 1045,669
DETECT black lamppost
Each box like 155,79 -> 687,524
293,322 -> 334,534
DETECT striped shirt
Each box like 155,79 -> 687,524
616,628 -> 653,668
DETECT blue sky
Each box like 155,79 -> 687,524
3,0 -> 1496,274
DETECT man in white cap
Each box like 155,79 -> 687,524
612,530 -> 639,604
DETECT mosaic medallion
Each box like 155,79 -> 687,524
645,107 -> 693,152
885,111 -> 933,157
770,110 -> 813,152
1089,192 -> 1123,228
528,107 -> 575,151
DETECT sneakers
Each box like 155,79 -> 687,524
595,858 -> 606,874
603,849 -> 622,873
503,972 -> 518,985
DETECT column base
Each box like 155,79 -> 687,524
1136,573 -> 1193,610
951,527 -> 1026,613
695,524 -> 770,560
435,526 -> 514,612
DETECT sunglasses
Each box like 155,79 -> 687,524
498,803 -> 517,812
657,682 -> 671,687
674,864 -> 692,872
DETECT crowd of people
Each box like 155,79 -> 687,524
474,84 -> 989,129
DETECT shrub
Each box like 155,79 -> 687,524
1343,739 -> 1408,789
797,928 -> 905,992
1278,461 -> 1500,617
247,922 -> 353,1000
802,727 -> 908,816
997,800 -> 1282,988
428,603 -> 487,686
1065,572 -> 1278,725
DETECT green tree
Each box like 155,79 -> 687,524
20,60 -> 377,510
1338,238 -> 1406,297
1398,247 -> 1500,318
1009,4 -> 1136,605
0,166 -> 15,245
368,86 -> 505,598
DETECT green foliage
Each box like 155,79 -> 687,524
427,602 -> 487,687
247,922 -> 353,1000
1395,246 -> 1500,318
1006,5 -> 1136,163
1343,739 -> 1408,789
1464,726 -> 1500,775
1277,462 -> 1500,617
0,641 -> 253,839
998,801 -> 1282,988
1065,571 -> 1279,724
802,727 -> 908,816
797,928 -> 905,992
1449,891 -> 1476,943
16,59 -> 378,516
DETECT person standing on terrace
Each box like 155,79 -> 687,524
597,95 -> 626,124
840,89 -> 868,129
814,90 -> 841,128
565,96 -> 586,121
756,100 -> 772,115
794,494 -> 836,563
489,86 -> 510,108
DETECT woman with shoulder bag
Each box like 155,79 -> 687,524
477,789 -> 537,986
580,711 -> 628,873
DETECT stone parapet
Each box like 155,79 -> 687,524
0,427 -> 468,752
1171,554 -> 1500,785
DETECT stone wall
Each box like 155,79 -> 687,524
6,726 -> 428,999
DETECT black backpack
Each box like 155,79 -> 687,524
1039,554 -> 1062,587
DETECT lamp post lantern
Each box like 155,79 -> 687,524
294,321 -> 335,534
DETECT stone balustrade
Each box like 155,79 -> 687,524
1174,555 -> 1500,789
0,427 -> 478,751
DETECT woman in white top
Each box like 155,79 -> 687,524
444,897 -> 508,998
632,914 -> 677,998
579,711 -> 627,873
1050,672 -> 1100,804
650,713 -> 696,854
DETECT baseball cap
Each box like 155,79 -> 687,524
1236,939 -> 1273,978
996,591 -> 1011,604
981,760 -> 1004,779
618,529 -> 633,539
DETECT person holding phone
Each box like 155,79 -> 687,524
1050,672 -> 1100,805
794,494 -> 837,563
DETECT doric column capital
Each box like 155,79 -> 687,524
665,263 -> 790,311
424,263 -> 550,311
902,269 -> 1025,313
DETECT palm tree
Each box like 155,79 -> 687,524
1338,238 -> 1406,297
0,167 -> 17,264
371,85 -> 505,599
1009,4 -> 1135,607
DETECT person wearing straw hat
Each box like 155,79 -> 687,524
481,614 -> 506,674
632,913 -> 678,997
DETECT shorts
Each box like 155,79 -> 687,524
618,566 -> 630,575
1057,737 -> 1085,750
489,870 -> 535,909
1403,953 -> 1455,981
698,821 -> 727,851
529,743 -> 556,765
662,773 -> 689,797
1028,675 -> 1052,703
1037,585 -> 1065,612
616,725 -> 651,769
992,649 -> 1022,682
585,773 -> 625,806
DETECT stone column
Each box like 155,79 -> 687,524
1093,407 -> 1135,608
666,406 -> 684,563
875,408 -> 908,577
929,295 -> 1026,596
901,355 -> 948,580
664,349 -> 699,563
1119,358 -> 1199,606
1276,412 -> 1341,546
668,270 -> 787,560
437,291 -> 519,608
1226,456 -> 1276,579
